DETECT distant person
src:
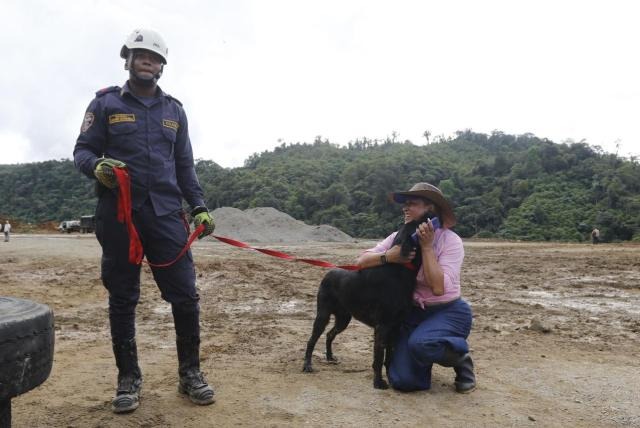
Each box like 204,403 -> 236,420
3,220 -> 10,242
356,183 -> 476,393
73,28 -> 215,413
591,228 -> 600,244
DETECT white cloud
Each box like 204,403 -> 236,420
0,131 -> 32,164
1,0 -> 638,167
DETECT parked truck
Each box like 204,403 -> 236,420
57,215 -> 95,234
79,215 -> 95,234
57,220 -> 81,233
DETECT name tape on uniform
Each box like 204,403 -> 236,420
109,114 -> 136,124
163,119 -> 179,131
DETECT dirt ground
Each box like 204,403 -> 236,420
1,235 -> 639,427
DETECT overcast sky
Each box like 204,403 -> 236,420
2,0 -> 639,167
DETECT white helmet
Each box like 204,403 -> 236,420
120,28 -> 168,64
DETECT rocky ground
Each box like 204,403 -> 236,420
1,234 -> 639,427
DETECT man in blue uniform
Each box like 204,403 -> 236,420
74,28 -> 215,413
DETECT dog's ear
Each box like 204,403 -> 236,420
392,223 -> 406,245
420,213 -> 433,224
401,238 -> 414,258
398,221 -> 418,257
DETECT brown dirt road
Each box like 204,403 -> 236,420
1,235 -> 639,427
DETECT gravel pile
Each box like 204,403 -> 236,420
210,207 -> 355,243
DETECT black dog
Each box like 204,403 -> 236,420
302,215 -> 430,389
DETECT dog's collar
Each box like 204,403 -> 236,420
402,262 -> 417,271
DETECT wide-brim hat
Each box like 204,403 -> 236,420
391,182 -> 456,228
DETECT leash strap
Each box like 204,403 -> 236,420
113,167 -> 202,267
113,167 -> 144,265
111,166 -> 361,270
210,235 -> 361,271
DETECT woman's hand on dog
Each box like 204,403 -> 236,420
386,245 -> 416,263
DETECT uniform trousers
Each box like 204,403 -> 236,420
95,191 -> 200,342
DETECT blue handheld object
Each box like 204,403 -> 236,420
410,217 -> 441,244
430,217 -> 441,230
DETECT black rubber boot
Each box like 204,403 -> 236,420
453,355 -> 476,393
1,399 -> 10,428
177,336 -> 215,405
437,346 -> 469,368
111,338 -> 143,413
438,346 -> 476,393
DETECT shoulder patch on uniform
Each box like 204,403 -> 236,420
163,119 -> 179,131
81,112 -> 95,133
108,113 -> 136,125
165,94 -> 183,106
95,86 -> 121,97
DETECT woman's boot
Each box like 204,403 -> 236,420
438,346 -> 476,393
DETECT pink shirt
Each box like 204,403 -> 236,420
363,228 -> 464,307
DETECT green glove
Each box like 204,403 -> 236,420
191,206 -> 215,239
94,158 -> 127,189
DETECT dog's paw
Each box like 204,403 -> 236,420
373,379 -> 389,390
326,356 -> 339,364
302,364 -> 314,373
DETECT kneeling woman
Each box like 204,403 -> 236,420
356,182 -> 476,393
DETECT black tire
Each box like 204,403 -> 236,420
0,297 -> 55,401
0,399 -> 10,428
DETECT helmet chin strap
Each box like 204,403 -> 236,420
126,51 -> 163,87
129,69 -> 162,87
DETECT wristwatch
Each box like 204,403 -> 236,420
380,252 -> 387,265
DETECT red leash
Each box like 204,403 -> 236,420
210,235 -> 361,271
112,166 -> 361,270
208,237 -> 417,271
113,167 -> 144,264
113,167 -> 203,267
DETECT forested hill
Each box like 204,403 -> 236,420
1,131 -> 638,242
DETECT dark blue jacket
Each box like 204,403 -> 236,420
73,82 -> 205,216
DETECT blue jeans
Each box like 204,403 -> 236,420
388,298 -> 473,391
